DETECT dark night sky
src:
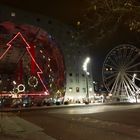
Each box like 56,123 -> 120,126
0,0 -> 88,23
92,24 -> 140,82
0,0 -> 140,82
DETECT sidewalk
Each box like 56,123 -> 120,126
0,113 -> 56,140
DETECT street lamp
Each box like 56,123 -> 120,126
83,57 -> 90,103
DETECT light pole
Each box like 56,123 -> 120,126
83,57 -> 90,103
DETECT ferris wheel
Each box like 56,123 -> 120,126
102,44 -> 140,102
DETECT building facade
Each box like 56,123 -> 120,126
0,4 -> 94,103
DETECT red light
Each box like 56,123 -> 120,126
0,32 -> 49,95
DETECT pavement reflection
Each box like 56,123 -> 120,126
47,104 -> 140,114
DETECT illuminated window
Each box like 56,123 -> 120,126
69,87 -> 73,92
89,88 -> 92,92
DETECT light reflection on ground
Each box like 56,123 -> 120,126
47,104 -> 140,114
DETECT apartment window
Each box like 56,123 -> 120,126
76,73 -> 79,83
83,88 -> 86,93
82,74 -> 85,77
76,73 -> 79,77
70,79 -> 73,83
69,87 -> 73,92
76,87 -> 79,92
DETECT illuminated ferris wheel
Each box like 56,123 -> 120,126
102,44 -> 140,102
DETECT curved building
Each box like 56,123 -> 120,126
0,4 -> 94,103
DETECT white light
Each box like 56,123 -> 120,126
69,88 -> 72,92
77,21 -> 81,26
83,66 -> 87,71
86,72 -> 90,75
83,57 -> 90,72
108,93 -> 112,96
44,91 -> 48,95
17,84 -> 25,93
13,81 -> 16,85
132,73 -> 137,82
133,73 -> 137,77
40,50 -> 43,53
89,88 -> 92,92
85,57 -> 90,63
129,98 -> 136,103
11,12 -> 16,17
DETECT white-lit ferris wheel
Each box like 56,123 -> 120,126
102,44 -> 140,102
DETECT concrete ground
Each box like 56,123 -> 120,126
17,104 -> 140,140
1,103 -> 140,140
0,112 -> 56,140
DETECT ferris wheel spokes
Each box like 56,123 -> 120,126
106,78 -> 115,89
126,62 -> 140,71
123,48 -> 135,66
126,71 -> 140,73
102,44 -> 140,102
109,57 -> 119,68
125,73 -> 138,89
125,51 -> 140,67
109,72 -> 120,95
104,73 -> 117,80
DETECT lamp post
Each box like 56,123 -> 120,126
83,57 -> 90,103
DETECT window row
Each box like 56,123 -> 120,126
69,87 -> 86,93
69,73 -> 85,77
